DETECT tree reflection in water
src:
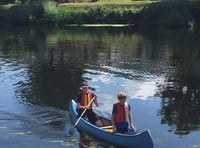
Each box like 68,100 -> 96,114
155,30 -> 200,135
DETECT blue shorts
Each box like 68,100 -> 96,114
115,122 -> 129,133
116,127 -> 128,133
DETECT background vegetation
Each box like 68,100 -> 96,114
0,0 -> 200,29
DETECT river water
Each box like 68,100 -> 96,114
0,26 -> 200,148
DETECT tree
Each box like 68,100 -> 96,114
0,0 -> 15,4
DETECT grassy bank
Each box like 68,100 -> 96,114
59,0 -> 155,7
44,3 -> 142,25
0,0 -> 200,29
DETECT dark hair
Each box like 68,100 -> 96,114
81,82 -> 88,87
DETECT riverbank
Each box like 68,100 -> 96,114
0,0 -> 200,29
59,0 -> 155,7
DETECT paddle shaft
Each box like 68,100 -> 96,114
73,96 -> 96,127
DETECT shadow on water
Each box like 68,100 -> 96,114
0,107 -> 80,147
0,26 -> 200,147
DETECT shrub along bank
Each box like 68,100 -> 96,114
43,2 -> 141,25
139,1 -> 200,28
0,1 -> 200,29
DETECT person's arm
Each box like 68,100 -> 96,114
111,104 -> 117,132
77,103 -> 88,109
92,93 -> 99,107
128,105 -> 136,131
111,114 -> 117,132
93,97 -> 99,107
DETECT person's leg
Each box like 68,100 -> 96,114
87,110 -> 103,127
95,120 -> 103,127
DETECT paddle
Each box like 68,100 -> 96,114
69,96 -> 96,136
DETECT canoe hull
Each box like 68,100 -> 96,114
69,100 -> 154,148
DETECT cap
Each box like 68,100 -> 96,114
80,82 -> 89,90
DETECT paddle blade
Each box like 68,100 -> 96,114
69,127 -> 75,136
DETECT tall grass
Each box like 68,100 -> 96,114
43,1 -> 141,25
42,0 -> 200,28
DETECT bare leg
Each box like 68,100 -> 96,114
96,120 -> 103,127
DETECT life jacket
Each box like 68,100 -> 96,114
80,91 -> 93,109
114,102 -> 128,123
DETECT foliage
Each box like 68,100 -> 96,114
42,1 -> 141,25
139,1 -> 200,28
0,0 -> 200,29
0,3 -> 44,25
0,0 -> 15,4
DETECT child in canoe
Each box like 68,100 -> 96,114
77,82 -> 103,127
111,92 -> 136,133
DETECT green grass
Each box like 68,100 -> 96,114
59,0 -> 157,8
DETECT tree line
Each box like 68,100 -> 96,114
0,0 -> 200,29
0,0 -> 95,4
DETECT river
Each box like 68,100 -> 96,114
0,26 -> 200,148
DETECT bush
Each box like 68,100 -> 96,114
0,3 -> 44,25
0,0 -> 15,4
139,1 -> 200,28
41,5 -> 139,25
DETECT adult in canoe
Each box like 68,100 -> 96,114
77,82 -> 103,127
111,92 -> 136,133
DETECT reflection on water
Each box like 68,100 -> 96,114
0,26 -> 200,147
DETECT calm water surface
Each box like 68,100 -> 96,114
0,26 -> 200,148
